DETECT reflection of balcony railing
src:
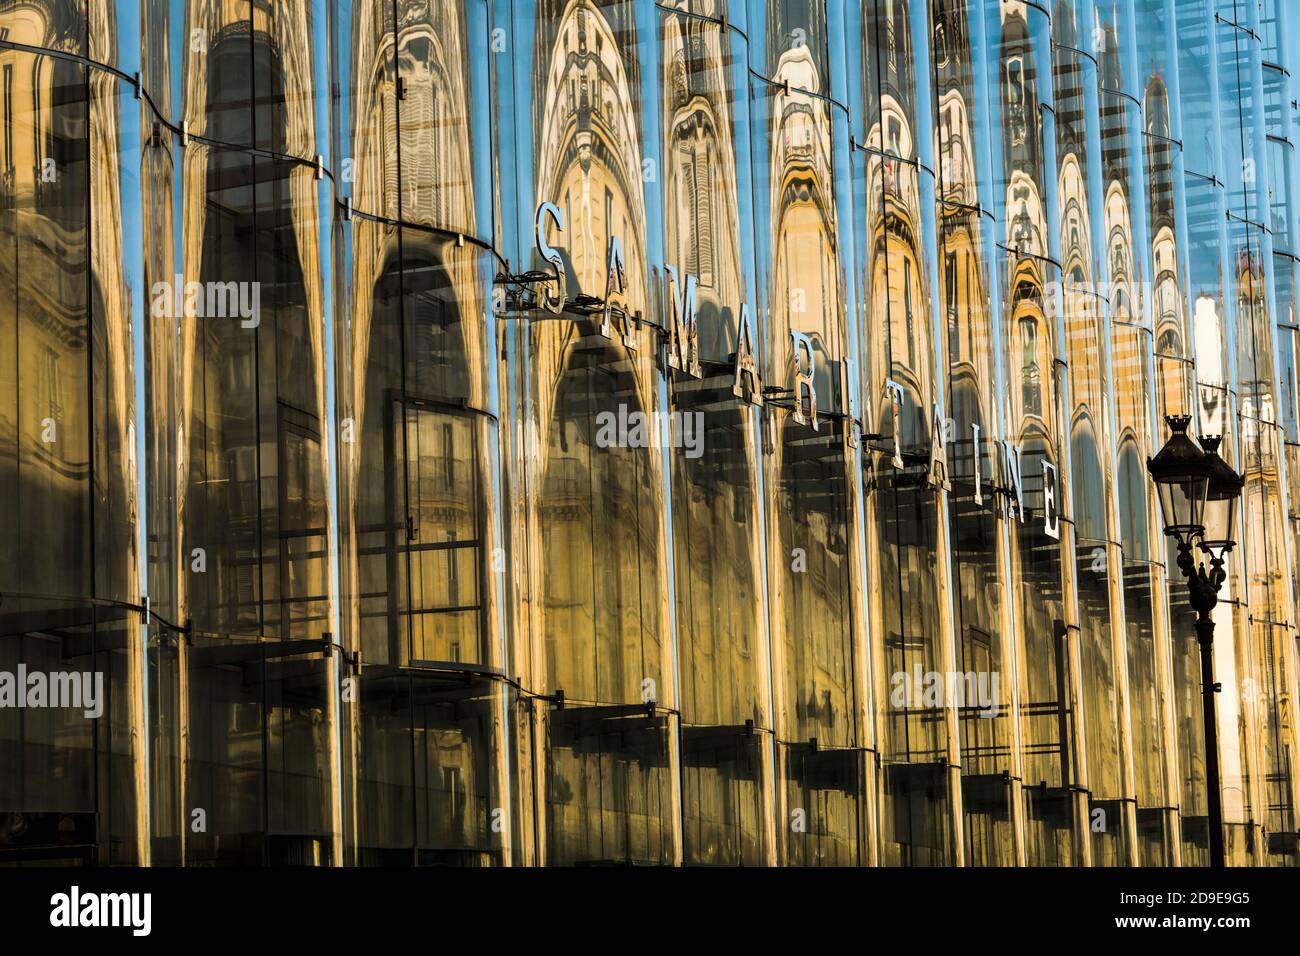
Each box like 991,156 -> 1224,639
542,456 -> 585,500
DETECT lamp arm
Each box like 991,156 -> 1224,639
1209,554 -> 1227,592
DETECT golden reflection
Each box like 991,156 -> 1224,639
661,10 -> 744,359
934,2 -> 1017,868
349,0 -> 398,219
4,0 -> 1300,870
396,0 -> 480,234
761,9 -> 863,866
518,0 -> 674,866
661,8 -> 772,864
527,0 -> 663,702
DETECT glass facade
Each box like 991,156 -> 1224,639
0,0 -> 1298,867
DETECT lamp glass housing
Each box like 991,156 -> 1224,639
1148,416 -> 1211,547
1200,491 -> 1236,552
1155,473 -> 1209,544
1199,438 -> 1244,558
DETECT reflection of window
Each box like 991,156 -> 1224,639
1155,286 -> 1179,341
234,446 -> 258,518
3,65 -> 11,173
442,423 -> 454,491
278,408 -> 328,637
679,142 -> 715,286
1012,199 -> 1033,247
604,186 -> 613,255
903,256 -> 915,367
443,767 -> 462,824
885,0 -> 897,73
1006,56 -> 1026,146
944,251 -> 958,322
962,627 -> 994,757
391,400 -> 486,666
1114,288 -> 1129,322
446,530 -> 459,606
43,346 -> 61,420
684,31 -> 707,98
1019,316 -> 1041,414
31,63 -> 40,162
672,57 -> 688,102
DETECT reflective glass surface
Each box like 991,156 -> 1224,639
1,0 -> 1299,867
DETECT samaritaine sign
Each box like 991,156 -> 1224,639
534,201 -> 762,405
533,203 -> 1061,539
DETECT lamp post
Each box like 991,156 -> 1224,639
1147,416 -> 1243,868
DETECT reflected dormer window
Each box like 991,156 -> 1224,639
680,140 -> 716,287
1006,56 -> 1026,147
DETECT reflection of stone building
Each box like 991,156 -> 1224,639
3,0 -> 1300,869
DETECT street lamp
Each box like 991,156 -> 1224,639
1198,435 -> 1244,570
1147,416 -> 1243,868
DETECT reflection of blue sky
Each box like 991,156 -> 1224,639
730,27 -> 757,305
335,0 -> 353,201
319,0 -> 342,713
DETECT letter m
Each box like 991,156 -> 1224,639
101,893 -> 130,927
665,266 -> 700,378
50,672 -> 77,705
206,281 -> 239,317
